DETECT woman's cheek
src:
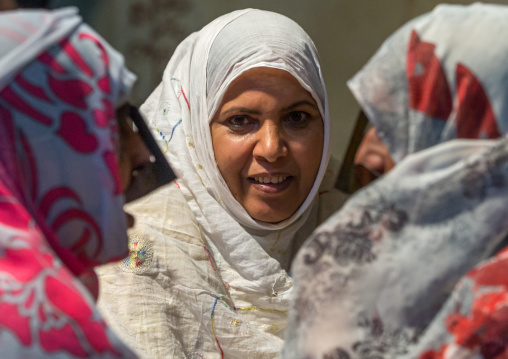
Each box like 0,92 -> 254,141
118,152 -> 132,192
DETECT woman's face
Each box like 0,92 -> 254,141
210,67 -> 324,223
354,126 -> 395,185
116,104 -> 153,227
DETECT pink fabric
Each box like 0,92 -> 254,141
0,8 -> 135,358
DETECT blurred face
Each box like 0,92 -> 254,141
116,104 -> 152,227
210,67 -> 324,223
353,126 -> 395,189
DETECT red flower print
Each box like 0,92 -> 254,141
407,30 -> 452,120
103,150 -> 122,195
49,75 -> 92,109
56,112 -> 98,153
44,275 -> 121,356
455,63 -> 501,139
419,345 -> 447,359
59,37 -> 94,77
1,86 -> 52,125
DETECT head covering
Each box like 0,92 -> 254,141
143,8 -> 329,231
285,3 -> 508,358
96,9 -> 341,359
0,7 -> 135,357
348,2 -> 508,163
141,8 -> 331,272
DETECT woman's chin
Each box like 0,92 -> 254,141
247,207 -> 295,224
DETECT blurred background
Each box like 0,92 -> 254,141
15,0 -> 508,161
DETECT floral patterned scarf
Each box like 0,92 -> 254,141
285,3 -> 508,359
0,7 -> 136,358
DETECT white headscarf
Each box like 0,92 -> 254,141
141,8 -> 331,269
285,3 -> 508,358
96,9 -> 339,358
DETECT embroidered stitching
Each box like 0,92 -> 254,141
117,235 -> 154,274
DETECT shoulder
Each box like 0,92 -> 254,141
98,182 -> 217,280
127,182 -> 202,241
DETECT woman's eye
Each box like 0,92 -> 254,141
285,111 -> 311,127
225,115 -> 255,131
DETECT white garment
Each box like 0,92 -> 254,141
97,168 -> 343,358
97,8 -> 344,359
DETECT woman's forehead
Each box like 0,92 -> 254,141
216,68 -> 319,114
227,68 -> 306,94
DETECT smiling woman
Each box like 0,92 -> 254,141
211,67 -> 324,223
96,8 -> 346,359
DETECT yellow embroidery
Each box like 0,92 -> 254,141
117,235 -> 154,274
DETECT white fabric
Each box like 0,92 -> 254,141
97,169 -> 343,358
285,137 -> 508,359
285,3 -> 508,358
97,8 -> 344,359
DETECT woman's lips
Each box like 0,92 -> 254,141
248,176 -> 292,193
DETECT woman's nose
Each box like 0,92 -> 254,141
253,122 -> 288,162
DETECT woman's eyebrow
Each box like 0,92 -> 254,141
283,100 -> 318,112
219,100 -> 318,117
220,107 -> 261,116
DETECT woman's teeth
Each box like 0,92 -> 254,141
254,176 -> 287,184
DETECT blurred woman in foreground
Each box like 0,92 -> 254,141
0,7 -> 172,357
286,3 -> 508,358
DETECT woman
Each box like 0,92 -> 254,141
97,8 -> 344,359
0,6 -> 167,357
285,3 -> 508,358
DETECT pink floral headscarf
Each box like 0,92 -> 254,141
285,3 -> 508,359
0,7 -> 136,358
